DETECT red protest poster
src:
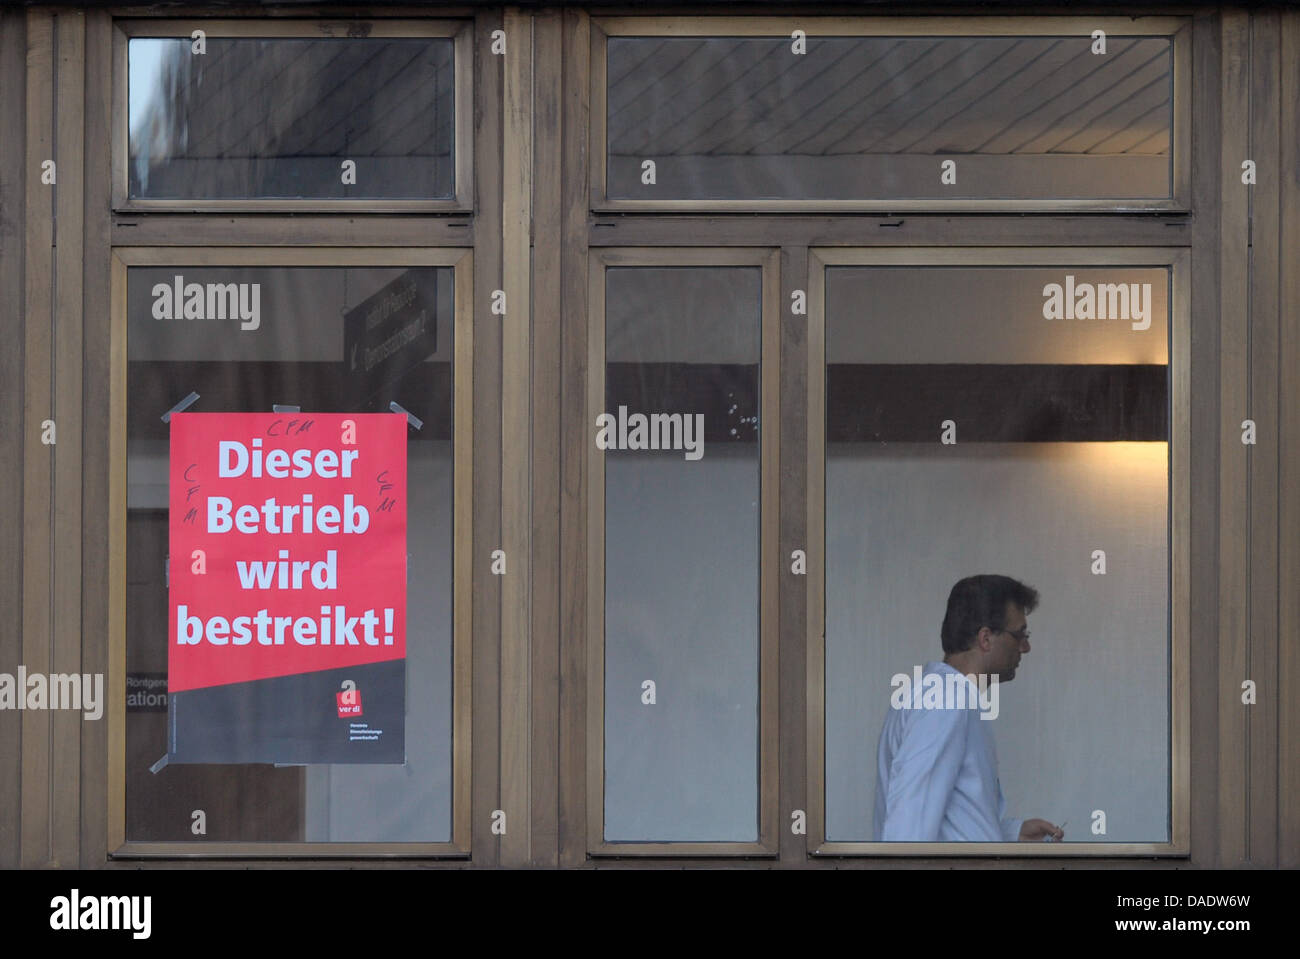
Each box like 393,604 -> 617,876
167,412 -> 406,764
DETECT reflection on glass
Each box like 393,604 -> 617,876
125,265 -> 454,842
823,266 -> 1170,843
128,37 -> 454,200
602,267 -> 760,842
608,36 -> 1173,201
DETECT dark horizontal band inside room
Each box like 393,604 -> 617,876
828,364 -> 1167,442
606,362 -> 760,443
607,362 -> 1166,442
128,361 -> 452,441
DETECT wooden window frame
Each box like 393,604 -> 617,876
804,245 -> 1192,857
591,16 -> 1191,213
11,2 -> 1290,873
112,18 -> 475,213
107,246 -> 474,858
585,246 -> 780,856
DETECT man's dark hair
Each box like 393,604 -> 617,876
940,575 -> 1040,654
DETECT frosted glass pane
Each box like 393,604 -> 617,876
824,264 -> 1171,844
602,267 -> 761,842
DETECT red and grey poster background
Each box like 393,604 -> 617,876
167,412 -> 406,763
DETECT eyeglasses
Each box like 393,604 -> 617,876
997,626 -> 1031,644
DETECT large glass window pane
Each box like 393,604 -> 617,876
602,266 -> 760,842
823,263 -> 1170,843
128,35 -> 455,200
125,263 -> 454,842
607,35 -> 1173,202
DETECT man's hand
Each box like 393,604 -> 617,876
1019,818 -> 1065,842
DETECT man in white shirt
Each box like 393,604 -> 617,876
873,574 -> 1065,843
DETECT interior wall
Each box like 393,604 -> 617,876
603,447 -> 760,842
825,442 -> 1169,843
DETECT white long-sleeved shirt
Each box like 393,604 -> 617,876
873,661 -> 1023,842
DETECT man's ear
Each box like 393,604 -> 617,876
975,627 -> 993,652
